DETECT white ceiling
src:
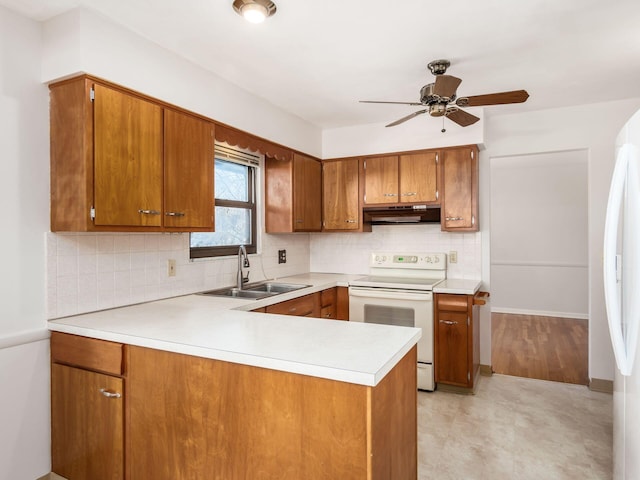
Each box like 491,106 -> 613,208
4,0 -> 640,129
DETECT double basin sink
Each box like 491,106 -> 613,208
198,281 -> 311,300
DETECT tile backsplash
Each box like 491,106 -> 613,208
47,224 -> 481,319
47,232 -> 310,319
310,224 -> 481,279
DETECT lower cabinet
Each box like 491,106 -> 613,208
50,333 -> 124,480
50,332 -> 417,480
434,292 -> 486,389
266,292 -> 321,317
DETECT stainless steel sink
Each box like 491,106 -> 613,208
198,287 -> 273,299
243,282 -> 310,294
198,281 -> 310,299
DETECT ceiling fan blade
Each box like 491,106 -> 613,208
446,108 -> 480,127
360,100 -> 423,106
433,75 -> 462,98
456,89 -> 529,107
386,109 -> 428,127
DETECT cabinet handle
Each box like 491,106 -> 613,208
165,211 -> 185,217
138,209 -> 161,215
445,216 -> 464,221
401,192 -> 417,196
383,193 -> 398,197
345,219 -> 357,223
439,320 -> 458,325
100,388 -> 121,399
295,219 -> 304,223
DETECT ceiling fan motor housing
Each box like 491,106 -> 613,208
420,84 -> 456,109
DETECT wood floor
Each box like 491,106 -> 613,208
491,313 -> 589,385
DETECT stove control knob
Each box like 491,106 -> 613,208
374,255 -> 380,262
434,256 -> 439,263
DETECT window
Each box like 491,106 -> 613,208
190,144 -> 259,258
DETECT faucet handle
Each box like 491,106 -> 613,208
242,271 -> 250,283
243,257 -> 250,268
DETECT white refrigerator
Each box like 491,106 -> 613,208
604,108 -> 640,480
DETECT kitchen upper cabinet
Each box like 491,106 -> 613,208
265,152 -> 322,233
440,145 -> 478,232
322,158 -> 366,231
363,152 -> 439,206
50,75 -> 214,232
93,83 -> 163,227
163,109 -> 214,229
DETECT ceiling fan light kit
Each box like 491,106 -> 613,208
232,0 -> 277,23
361,59 -> 529,131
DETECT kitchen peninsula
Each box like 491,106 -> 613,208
49,274 -> 420,480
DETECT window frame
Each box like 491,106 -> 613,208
190,154 -> 259,259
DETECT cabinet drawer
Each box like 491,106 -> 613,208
51,332 -> 124,376
320,305 -> 336,320
320,287 -> 337,307
266,293 -> 320,317
436,294 -> 469,312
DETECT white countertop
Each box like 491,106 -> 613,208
48,273 -> 421,387
433,278 -> 482,295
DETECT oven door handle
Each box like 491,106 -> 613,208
349,287 -> 432,301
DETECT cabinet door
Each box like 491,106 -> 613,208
293,153 -> 322,231
51,363 -> 124,480
93,83 -> 163,227
364,156 -> 398,204
399,152 -> 439,204
436,311 -> 469,386
441,147 -> 478,231
164,109 -> 214,229
323,159 -> 360,230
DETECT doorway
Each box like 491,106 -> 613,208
489,150 -> 589,385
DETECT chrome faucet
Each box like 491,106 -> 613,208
237,245 -> 250,289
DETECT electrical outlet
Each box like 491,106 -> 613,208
167,259 -> 176,277
449,251 -> 458,264
278,249 -> 287,264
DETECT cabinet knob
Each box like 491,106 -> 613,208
439,320 -> 458,326
345,219 -> 357,223
100,388 -> 121,399
138,209 -> 161,215
165,211 -> 185,217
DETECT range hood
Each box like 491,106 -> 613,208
363,205 -> 441,225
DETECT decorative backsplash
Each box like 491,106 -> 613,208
46,232 -> 310,319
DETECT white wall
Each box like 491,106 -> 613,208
490,150 -> 588,318
0,5 -> 51,479
483,98 -> 640,382
41,8 -> 323,158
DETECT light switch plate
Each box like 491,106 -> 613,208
449,251 -> 458,264
168,259 -> 176,276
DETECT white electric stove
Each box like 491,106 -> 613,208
349,252 -> 447,391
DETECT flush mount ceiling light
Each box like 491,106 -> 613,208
233,0 -> 277,23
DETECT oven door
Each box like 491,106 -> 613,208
349,286 -> 434,390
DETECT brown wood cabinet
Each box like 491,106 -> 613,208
434,292 -> 486,389
336,286 -> 349,321
127,344 -> 417,480
265,153 -> 322,232
51,332 -> 417,480
363,152 -> 439,206
322,158 -> 367,231
50,75 -> 214,232
50,333 -> 125,480
320,287 -> 337,319
266,292 -> 321,317
440,145 -> 478,232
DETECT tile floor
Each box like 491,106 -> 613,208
418,374 -> 613,480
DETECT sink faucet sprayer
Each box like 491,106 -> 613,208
237,245 -> 250,289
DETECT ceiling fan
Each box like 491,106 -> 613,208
360,59 -> 529,130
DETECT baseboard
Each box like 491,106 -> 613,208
491,307 -> 589,320
37,474 -> 67,480
479,364 -> 493,376
589,378 -> 614,394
